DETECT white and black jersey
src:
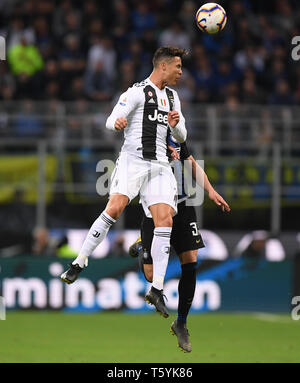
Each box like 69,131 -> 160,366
106,78 -> 187,163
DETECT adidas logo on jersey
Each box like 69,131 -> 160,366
148,109 -> 168,125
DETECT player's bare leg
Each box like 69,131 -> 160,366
105,194 -> 129,220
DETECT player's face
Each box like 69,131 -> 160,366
164,57 -> 183,86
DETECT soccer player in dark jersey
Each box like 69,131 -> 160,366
129,138 -> 230,352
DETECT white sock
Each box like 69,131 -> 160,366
151,227 -> 172,290
72,211 -> 116,268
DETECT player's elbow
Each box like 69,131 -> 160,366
176,128 -> 187,143
105,116 -> 116,131
181,129 -> 187,143
105,117 -> 111,130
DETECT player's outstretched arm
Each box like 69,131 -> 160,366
188,154 -> 231,212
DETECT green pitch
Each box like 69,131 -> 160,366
1,311 -> 299,363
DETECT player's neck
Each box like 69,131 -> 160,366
149,72 -> 167,90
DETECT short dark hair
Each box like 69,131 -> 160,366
152,46 -> 188,67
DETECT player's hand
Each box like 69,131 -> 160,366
208,189 -> 231,212
168,145 -> 180,161
168,111 -> 180,128
114,117 -> 127,131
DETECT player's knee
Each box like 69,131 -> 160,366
106,196 -> 127,219
162,217 -> 173,227
106,204 -> 123,220
180,250 -> 198,265
155,214 -> 173,228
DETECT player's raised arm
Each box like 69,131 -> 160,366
168,91 -> 187,143
187,154 -> 230,212
106,88 -> 138,131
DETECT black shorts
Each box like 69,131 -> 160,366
141,202 -> 205,261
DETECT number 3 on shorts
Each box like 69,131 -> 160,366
190,222 -> 200,236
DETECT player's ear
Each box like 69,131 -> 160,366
161,61 -> 167,71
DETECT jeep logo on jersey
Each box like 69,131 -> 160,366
148,109 -> 168,125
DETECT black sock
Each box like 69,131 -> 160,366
177,262 -> 197,325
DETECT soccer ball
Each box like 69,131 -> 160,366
195,3 -> 227,34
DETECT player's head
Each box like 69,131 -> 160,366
152,46 -> 188,86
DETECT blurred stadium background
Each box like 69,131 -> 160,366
1,0 -> 300,363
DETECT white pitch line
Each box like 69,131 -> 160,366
252,312 -> 296,324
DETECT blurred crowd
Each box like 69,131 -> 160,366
0,0 -> 300,106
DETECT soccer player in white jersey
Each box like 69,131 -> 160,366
61,46 -> 188,318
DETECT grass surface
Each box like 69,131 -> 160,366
0,311 -> 299,363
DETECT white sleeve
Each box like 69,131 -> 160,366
169,91 -> 187,143
106,87 -> 138,131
